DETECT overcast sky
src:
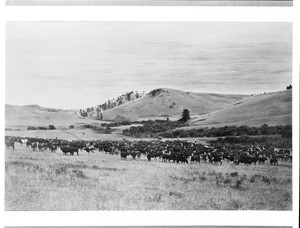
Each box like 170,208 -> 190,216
6,22 -> 292,109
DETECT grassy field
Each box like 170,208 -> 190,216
5,143 -> 292,211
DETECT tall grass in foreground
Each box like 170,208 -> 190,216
5,147 -> 292,210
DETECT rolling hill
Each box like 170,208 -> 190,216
5,88 -> 292,131
102,88 -> 248,121
186,89 -> 292,128
5,104 -> 105,130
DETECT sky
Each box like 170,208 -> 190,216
6,22 -> 292,109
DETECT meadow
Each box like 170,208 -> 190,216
5,143 -> 292,211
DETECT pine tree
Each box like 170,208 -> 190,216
180,109 -> 190,122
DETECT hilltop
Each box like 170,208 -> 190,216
102,88 -> 248,121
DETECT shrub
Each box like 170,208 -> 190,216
48,125 -> 56,130
230,172 -> 238,177
38,126 -> 48,130
27,126 -> 38,130
223,177 -> 232,184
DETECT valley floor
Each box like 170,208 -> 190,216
5,144 -> 292,210
5,129 -> 214,145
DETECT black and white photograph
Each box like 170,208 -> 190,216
5,21 -> 293,211
5,0 -> 293,6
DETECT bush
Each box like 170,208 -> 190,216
160,124 -> 292,139
49,125 -> 56,130
38,126 -> 48,130
27,126 -> 38,130
223,178 -> 232,184
122,120 -> 187,137
82,124 -> 93,129
230,172 -> 238,177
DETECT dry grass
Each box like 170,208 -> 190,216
5,144 -> 292,211
103,88 -> 247,121
189,89 -> 292,128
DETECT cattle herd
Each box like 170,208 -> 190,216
5,135 -> 292,166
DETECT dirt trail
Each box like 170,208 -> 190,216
60,130 -> 83,140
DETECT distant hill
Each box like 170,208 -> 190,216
22,104 -> 62,112
186,89 -> 292,128
5,104 -> 104,130
102,88 -> 248,121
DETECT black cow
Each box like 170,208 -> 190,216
236,155 -> 257,165
167,153 -> 177,163
161,153 -> 169,162
270,157 -> 279,165
191,155 -> 200,164
212,156 -> 222,164
61,147 -> 79,156
176,154 -> 188,164
121,151 -> 128,159
258,156 -> 267,164
147,154 -> 152,161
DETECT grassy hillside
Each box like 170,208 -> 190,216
103,88 -> 247,121
6,89 -> 291,130
188,89 -> 292,128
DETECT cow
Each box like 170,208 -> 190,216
83,147 -> 95,154
5,139 -> 15,150
31,142 -> 38,151
147,154 -> 152,161
270,157 -> 279,165
167,153 -> 177,163
130,151 -> 138,159
211,155 -> 222,164
258,156 -> 267,164
121,151 -> 128,159
161,153 -> 169,162
176,154 -> 188,164
49,144 -> 58,152
60,147 -> 79,156
191,154 -> 200,164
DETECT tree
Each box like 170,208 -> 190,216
99,112 -> 103,120
96,107 -> 101,119
180,109 -> 190,122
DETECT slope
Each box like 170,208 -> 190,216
102,88 -> 248,121
187,89 -> 292,128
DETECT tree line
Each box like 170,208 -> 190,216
79,91 -> 143,119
